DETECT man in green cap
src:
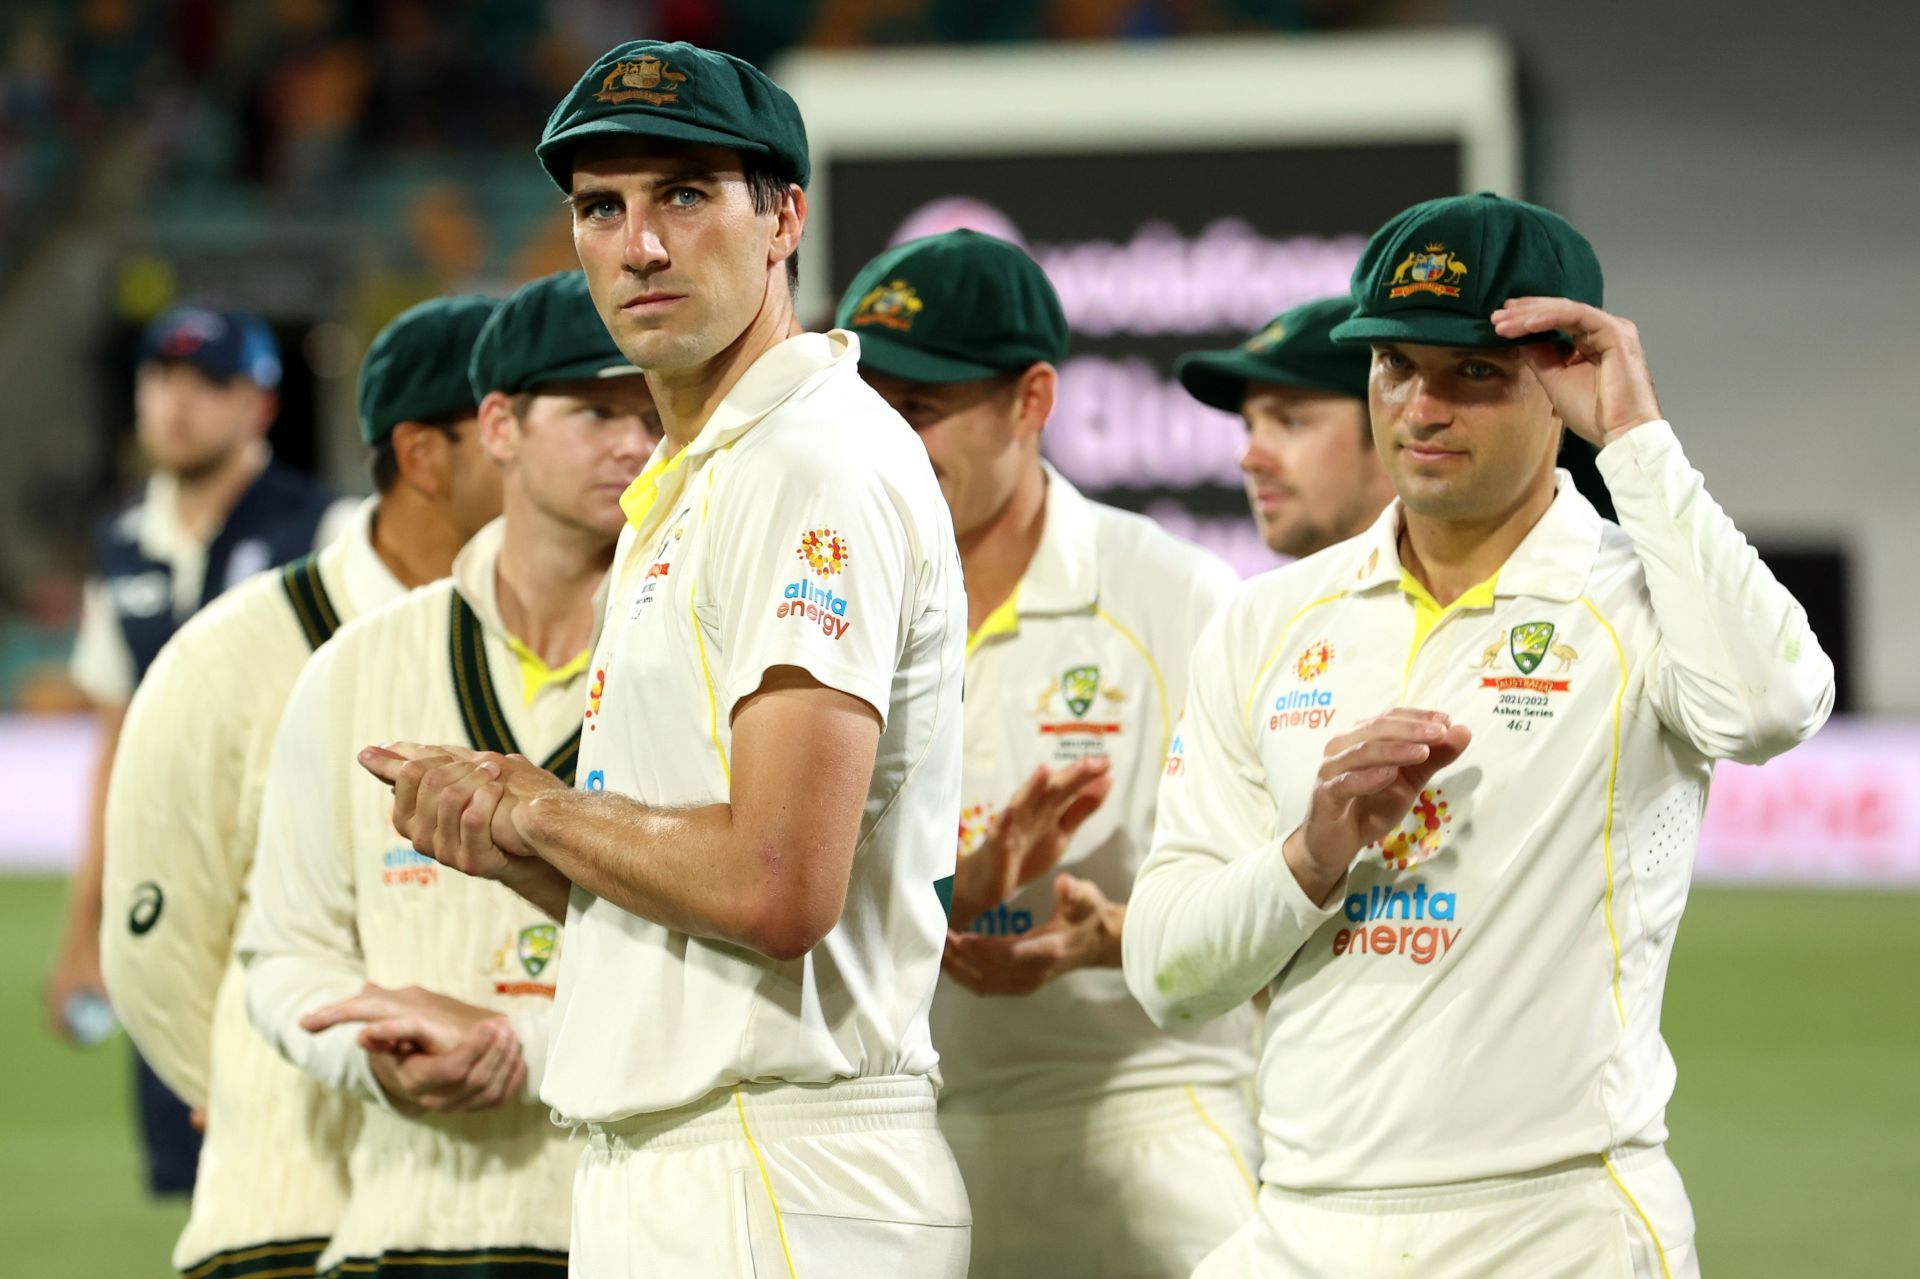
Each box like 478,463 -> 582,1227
1175,295 -> 1395,560
1127,192 -> 1834,1277
834,228 -> 1257,1278
238,268 -> 658,1277
361,41 -> 973,1275
98,294 -> 504,1279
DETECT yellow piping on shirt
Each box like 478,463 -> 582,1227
689,573 -> 730,786
1581,594 -> 1630,1028
1602,1153 -> 1674,1278
1185,1083 -> 1258,1202
1244,593 -> 1348,733
1096,606 -> 1171,763
735,1090 -> 800,1279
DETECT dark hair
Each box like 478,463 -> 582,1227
744,156 -> 800,293
368,409 -> 469,493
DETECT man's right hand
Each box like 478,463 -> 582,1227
300,983 -> 526,1114
948,758 -> 1114,926
1284,709 -> 1471,906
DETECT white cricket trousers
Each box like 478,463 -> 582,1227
1193,1143 -> 1699,1278
941,1082 -> 1260,1278
570,1075 -> 971,1277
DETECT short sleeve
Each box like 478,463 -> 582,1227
710,454 -> 915,727
70,578 -> 135,705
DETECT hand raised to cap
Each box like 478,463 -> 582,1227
1490,297 -> 1663,448
1284,709 -> 1471,907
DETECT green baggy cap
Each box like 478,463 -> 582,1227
835,230 -> 1069,384
1331,192 -> 1604,349
467,270 -> 639,399
1174,295 -> 1371,412
537,41 -> 809,194
358,295 -> 500,445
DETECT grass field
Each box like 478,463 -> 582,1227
1,877 -> 1914,1276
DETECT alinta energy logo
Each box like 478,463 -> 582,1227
1375,787 -> 1451,872
957,801 -> 995,858
1294,639 -> 1334,681
583,665 -> 606,733
777,528 -> 854,640
797,528 -> 850,577
382,845 -> 437,887
1269,640 -> 1338,732
1332,880 -> 1461,966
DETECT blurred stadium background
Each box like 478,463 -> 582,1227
0,1 -> 1913,1274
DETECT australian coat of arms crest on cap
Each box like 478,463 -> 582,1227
1245,319 -> 1287,353
851,279 -> 923,332
1387,243 -> 1469,299
595,55 -> 689,106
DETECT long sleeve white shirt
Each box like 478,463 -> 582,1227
1124,422 -> 1835,1189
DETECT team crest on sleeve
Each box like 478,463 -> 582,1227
594,55 -> 689,105
1387,243 -> 1469,299
849,280 -> 923,332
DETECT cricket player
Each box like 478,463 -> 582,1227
238,269 -> 658,1276
362,41 -> 972,1275
1124,193 -> 1836,1277
98,294 -> 503,1278
834,229 -> 1257,1277
1175,295 -> 1395,559
49,302 -> 349,1196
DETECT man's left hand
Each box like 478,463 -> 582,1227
359,743 -> 566,879
1490,297 -> 1662,447
940,874 -> 1124,998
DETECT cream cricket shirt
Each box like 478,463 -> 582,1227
105,496 -> 403,1106
103,496 -> 402,1271
542,329 -> 966,1125
934,464 -> 1252,1113
1125,422 -> 1835,1190
239,519 -> 587,1264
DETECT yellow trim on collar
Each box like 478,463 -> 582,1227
504,635 -> 591,708
618,448 -> 690,530
1399,568 -> 1498,674
966,586 -> 1022,658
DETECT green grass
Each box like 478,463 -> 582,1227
0,877 -> 186,1277
0,878 -> 1913,1274
1662,886 -> 1920,1273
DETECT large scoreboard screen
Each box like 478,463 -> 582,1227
784,34 -> 1518,573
